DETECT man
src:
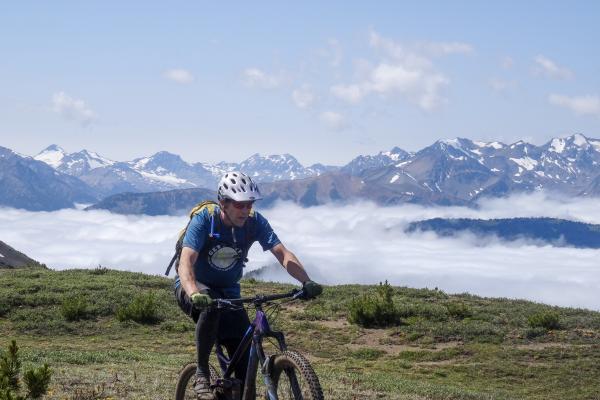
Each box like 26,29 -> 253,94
174,171 -> 322,400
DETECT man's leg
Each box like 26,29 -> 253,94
175,285 -> 219,400
219,309 -> 253,399
195,307 -> 220,378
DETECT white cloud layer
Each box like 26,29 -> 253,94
164,68 -> 194,84
534,55 -> 573,80
51,92 -> 97,126
549,94 -> 600,117
1,191 -> 599,310
329,31 -> 467,110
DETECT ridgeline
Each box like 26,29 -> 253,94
1,266 -> 599,399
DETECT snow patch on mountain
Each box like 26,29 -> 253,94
550,138 -> 566,153
510,157 -> 538,171
572,133 -> 589,147
34,145 -> 66,168
138,171 -> 193,185
474,141 -> 504,149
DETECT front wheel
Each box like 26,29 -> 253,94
175,363 -> 220,400
269,350 -> 324,400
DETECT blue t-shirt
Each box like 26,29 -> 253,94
174,206 -> 280,297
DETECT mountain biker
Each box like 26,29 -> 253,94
174,171 -> 322,400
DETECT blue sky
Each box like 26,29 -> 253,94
1,1 -> 599,165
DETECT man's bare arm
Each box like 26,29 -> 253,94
178,246 -> 200,296
270,243 -> 310,283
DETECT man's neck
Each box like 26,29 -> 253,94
220,210 -> 236,227
219,210 -> 230,226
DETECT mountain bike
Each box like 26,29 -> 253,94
175,288 -> 324,400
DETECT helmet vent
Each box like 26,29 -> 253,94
223,183 -> 229,189
241,187 -> 246,192
231,178 -> 237,184
232,188 -> 237,193
241,178 -> 247,184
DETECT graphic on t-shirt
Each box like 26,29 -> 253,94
208,244 -> 243,271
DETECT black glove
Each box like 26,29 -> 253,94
302,280 -> 323,299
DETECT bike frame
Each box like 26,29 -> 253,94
214,298 -> 296,400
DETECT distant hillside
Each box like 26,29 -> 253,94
407,217 -> 600,248
0,240 -> 42,268
85,187 -> 216,215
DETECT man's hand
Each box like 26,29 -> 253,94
190,292 -> 213,309
302,280 -> 323,299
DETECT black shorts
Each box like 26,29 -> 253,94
174,285 -> 251,340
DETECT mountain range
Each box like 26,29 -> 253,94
32,145 -> 336,198
1,133 -> 599,212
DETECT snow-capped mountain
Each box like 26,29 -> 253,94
35,145 -> 115,177
6,133 -> 600,213
239,153 -> 337,181
32,147 -> 339,196
1,146 -> 97,211
341,146 -> 410,176
127,151 -> 216,189
364,133 -> 600,205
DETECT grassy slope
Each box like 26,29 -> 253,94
1,267 -> 599,400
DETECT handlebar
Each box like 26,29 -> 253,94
213,288 -> 303,309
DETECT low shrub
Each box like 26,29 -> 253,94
528,310 -> 561,330
525,327 -> 548,339
446,301 -> 473,319
60,295 -> 90,321
348,281 -> 404,328
116,292 -> 162,324
0,302 -> 9,318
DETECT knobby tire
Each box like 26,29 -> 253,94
175,363 -> 220,400
270,350 -> 324,400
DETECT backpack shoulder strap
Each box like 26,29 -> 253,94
164,200 -> 218,276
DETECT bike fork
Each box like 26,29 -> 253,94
261,355 -> 278,400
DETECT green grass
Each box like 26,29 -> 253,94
1,266 -> 600,399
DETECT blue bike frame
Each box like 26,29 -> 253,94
214,306 -> 290,400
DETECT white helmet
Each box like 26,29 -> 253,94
217,171 -> 263,201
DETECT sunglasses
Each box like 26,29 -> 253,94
231,201 -> 254,210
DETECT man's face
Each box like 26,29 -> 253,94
221,200 -> 254,227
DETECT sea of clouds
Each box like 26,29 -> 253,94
1,191 -> 599,310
